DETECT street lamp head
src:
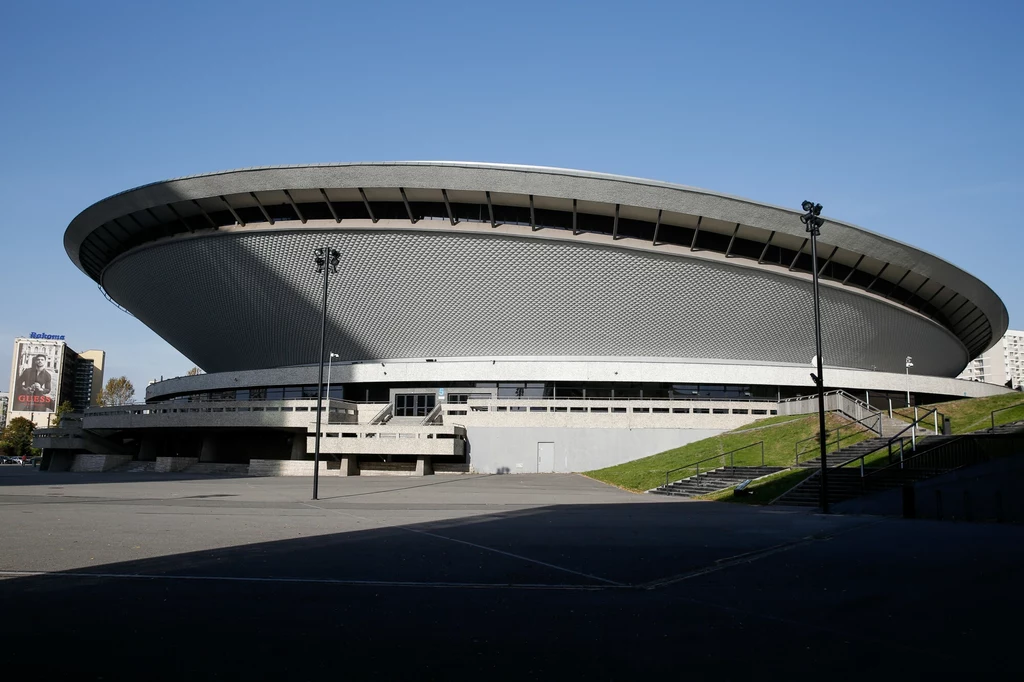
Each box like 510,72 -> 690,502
800,201 -> 825,235
330,352 -> 340,359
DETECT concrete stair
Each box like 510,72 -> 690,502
111,460 -> 157,473
182,462 -> 251,475
649,465 -> 786,498
772,466 -> 948,507
797,436 -> 892,469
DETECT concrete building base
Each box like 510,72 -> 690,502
70,454 -> 133,472
155,457 -> 198,473
465,426 -> 726,474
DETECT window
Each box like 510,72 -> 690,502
672,407 -> 690,414
732,409 -> 748,415
395,393 -> 436,417
713,408 -> 729,414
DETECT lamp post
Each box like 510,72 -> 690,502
312,247 -> 340,501
801,200 -> 829,514
905,356 -> 914,407
326,352 -> 340,405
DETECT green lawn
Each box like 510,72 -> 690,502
585,412 -> 874,493
893,392 -> 1024,434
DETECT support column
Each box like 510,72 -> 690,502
339,455 -> 359,476
290,433 -> 306,460
138,437 -> 160,461
414,456 -> 433,477
199,435 -> 218,462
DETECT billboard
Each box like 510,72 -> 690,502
10,340 -> 64,414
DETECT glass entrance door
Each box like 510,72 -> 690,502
395,393 -> 436,417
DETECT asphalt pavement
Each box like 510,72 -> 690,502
1,467 -> 1021,680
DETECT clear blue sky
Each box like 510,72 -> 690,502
1,0 -> 1021,398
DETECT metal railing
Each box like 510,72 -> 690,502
885,407 -> 941,456
861,433 -> 1024,483
837,407 -> 944,477
778,390 -> 880,424
663,441 -> 764,487
793,411 -> 883,465
990,403 -> 1024,430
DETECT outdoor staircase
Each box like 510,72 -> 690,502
796,436 -> 892,469
777,433 -> 965,507
649,465 -> 786,498
182,462 -> 251,475
112,461 -> 157,473
771,466 -> 950,507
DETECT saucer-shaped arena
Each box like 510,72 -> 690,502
65,162 -> 1008,404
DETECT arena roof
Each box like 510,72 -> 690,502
64,162 -> 1008,361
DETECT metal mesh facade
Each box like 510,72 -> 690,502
101,229 -> 967,376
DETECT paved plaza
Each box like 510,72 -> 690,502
1,468 -> 1021,679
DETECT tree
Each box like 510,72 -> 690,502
187,366 -> 203,376
98,376 -> 135,406
52,401 -> 74,427
0,417 -> 38,458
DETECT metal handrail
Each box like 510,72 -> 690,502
862,435 -> 969,481
663,441 -> 764,487
778,390 -> 873,411
793,411 -> 883,464
991,402 -> 1024,430
885,407 -> 940,453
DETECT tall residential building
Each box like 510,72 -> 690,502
958,329 -> 1024,388
8,335 -> 106,427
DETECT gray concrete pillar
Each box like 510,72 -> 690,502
414,456 -> 433,477
199,435 -> 218,462
339,455 -> 359,476
290,433 -> 306,460
138,437 -> 160,461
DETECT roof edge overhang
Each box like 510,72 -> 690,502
63,161 -> 1010,354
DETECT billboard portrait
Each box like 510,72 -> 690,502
11,341 -> 62,413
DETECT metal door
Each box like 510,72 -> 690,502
537,442 -> 555,473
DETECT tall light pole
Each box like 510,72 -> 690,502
801,200 -> 829,514
905,356 -> 914,407
326,352 -> 340,406
312,247 -> 340,501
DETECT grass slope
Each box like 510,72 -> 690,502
894,392 -> 1024,434
585,412 -> 872,493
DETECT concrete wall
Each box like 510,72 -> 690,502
70,454 -> 132,472
449,398 -> 769,431
465,426 -> 725,474
836,452 -> 1024,522
154,456 -> 197,473
147,357 -> 1016,405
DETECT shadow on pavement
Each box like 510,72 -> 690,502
2,498 -> 1022,679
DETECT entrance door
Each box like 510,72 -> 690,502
537,442 -> 555,473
